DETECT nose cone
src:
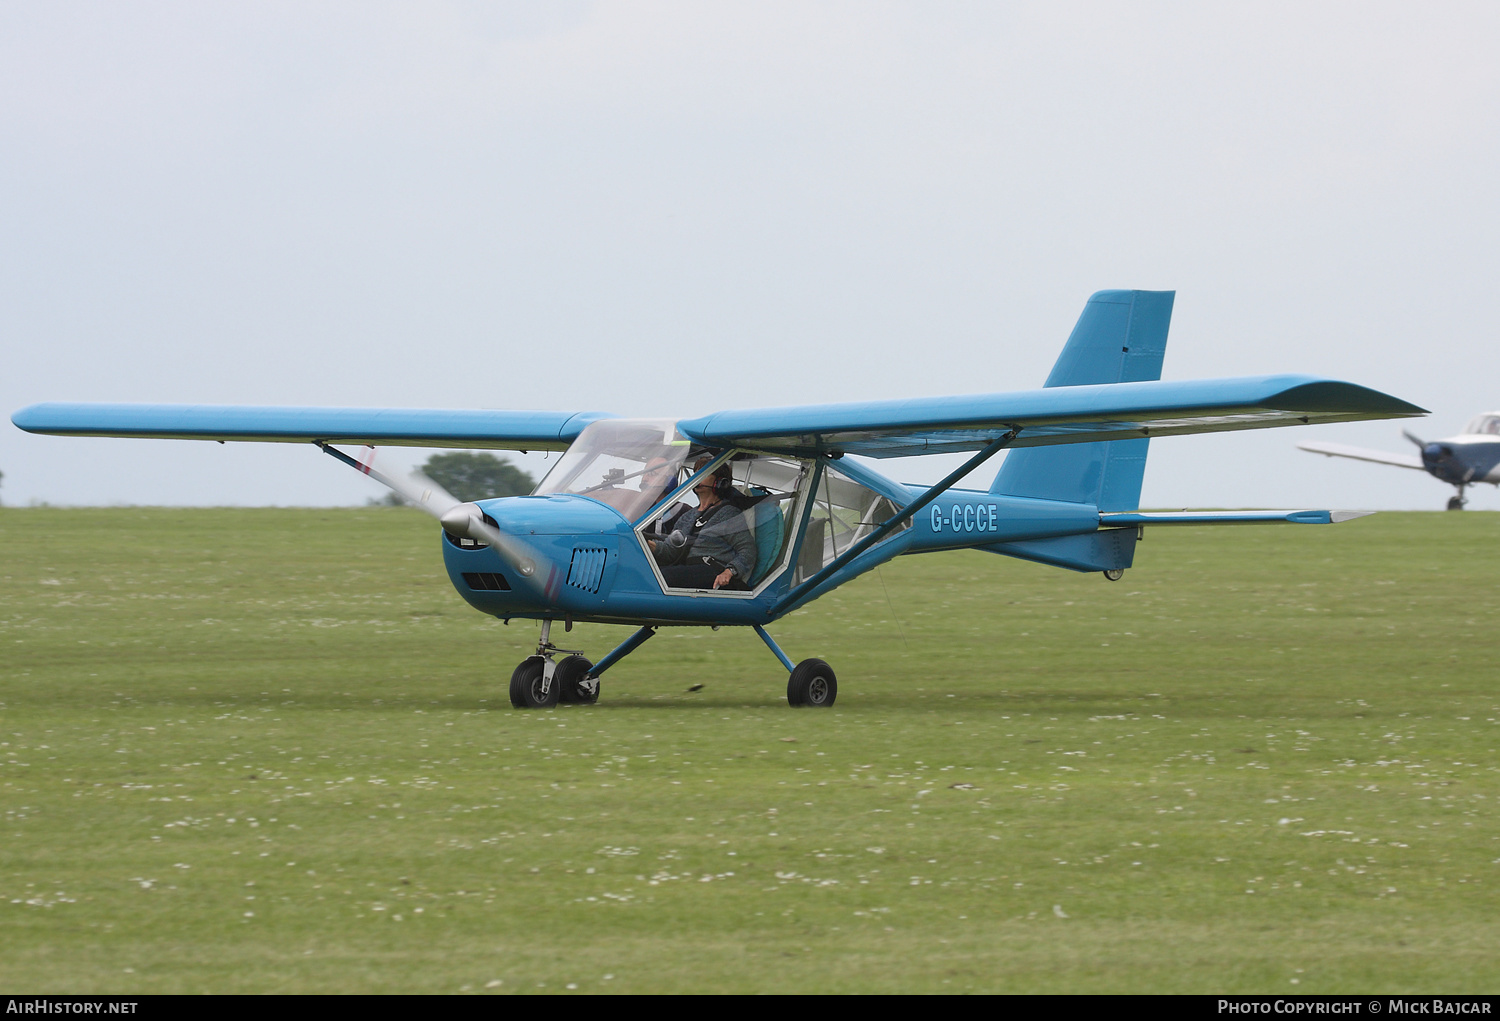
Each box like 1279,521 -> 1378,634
1420,442 -> 1472,485
440,502 -> 484,539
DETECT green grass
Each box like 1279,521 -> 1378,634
1,507 -> 1498,993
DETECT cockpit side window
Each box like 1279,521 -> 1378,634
792,464 -> 909,585
636,452 -> 811,594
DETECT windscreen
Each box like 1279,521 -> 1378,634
534,419 -> 698,521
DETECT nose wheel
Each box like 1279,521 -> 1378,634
509,656 -> 556,708
510,620 -> 598,709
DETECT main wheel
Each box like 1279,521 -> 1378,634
1447,496 -> 1465,511
509,656 -> 558,709
554,655 -> 598,705
787,658 -> 837,708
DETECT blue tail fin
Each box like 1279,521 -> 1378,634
989,290 -> 1174,510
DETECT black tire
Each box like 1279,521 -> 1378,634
1447,497 -> 1464,511
554,655 -> 597,705
509,656 -> 558,709
787,658 -> 837,708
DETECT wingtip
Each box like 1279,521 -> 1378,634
11,403 -> 50,433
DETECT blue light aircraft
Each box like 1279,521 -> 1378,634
13,291 -> 1425,708
1299,415 -> 1500,510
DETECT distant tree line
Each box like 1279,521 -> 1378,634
375,452 -> 535,506
421,452 -> 535,502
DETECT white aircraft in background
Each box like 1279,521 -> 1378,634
1300,413 -> 1500,510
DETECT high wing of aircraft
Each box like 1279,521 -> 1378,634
13,290 -> 1426,709
1299,412 -> 1500,510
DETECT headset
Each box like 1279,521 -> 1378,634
693,466 -> 737,498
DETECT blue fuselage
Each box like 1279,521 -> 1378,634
441,482 -> 1109,628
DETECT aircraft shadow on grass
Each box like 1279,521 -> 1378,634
13,290 -> 1425,709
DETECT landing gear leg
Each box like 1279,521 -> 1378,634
576,625 -> 657,701
1448,486 -> 1467,511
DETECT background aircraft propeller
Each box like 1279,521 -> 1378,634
1402,428 -> 1457,469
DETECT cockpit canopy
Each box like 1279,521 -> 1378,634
1464,413 -> 1500,436
536,418 -> 911,597
534,418 -> 703,521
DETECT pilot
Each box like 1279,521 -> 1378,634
651,464 -> 757,590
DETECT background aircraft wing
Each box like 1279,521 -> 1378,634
11,403 -> 613,451
678,375 -> 1426,458
1296,440 -> 1425,470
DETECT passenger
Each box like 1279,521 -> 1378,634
651,464 -> 757,590
588,467 -> 639,513
594,457 -> 682,519
639,457 -> 685,519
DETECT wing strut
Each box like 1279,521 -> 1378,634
771,427 -> 1021,615
314,440 -> 547,593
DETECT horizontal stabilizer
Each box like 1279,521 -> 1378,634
1101,509 -> 1374,526
11,403 -> 612,451
1297,441 -> 1425,471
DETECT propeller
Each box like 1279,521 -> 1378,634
326,444 -> 547,593
1401,428 -> 1457,465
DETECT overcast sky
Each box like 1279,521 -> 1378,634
3,1 -> 1498,511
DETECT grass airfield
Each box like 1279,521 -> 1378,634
1,507 -> 1497,994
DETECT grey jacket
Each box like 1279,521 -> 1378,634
653,499 -> 757,580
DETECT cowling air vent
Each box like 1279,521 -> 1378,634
463,572 -> 511,591
566,547 -> 608,594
